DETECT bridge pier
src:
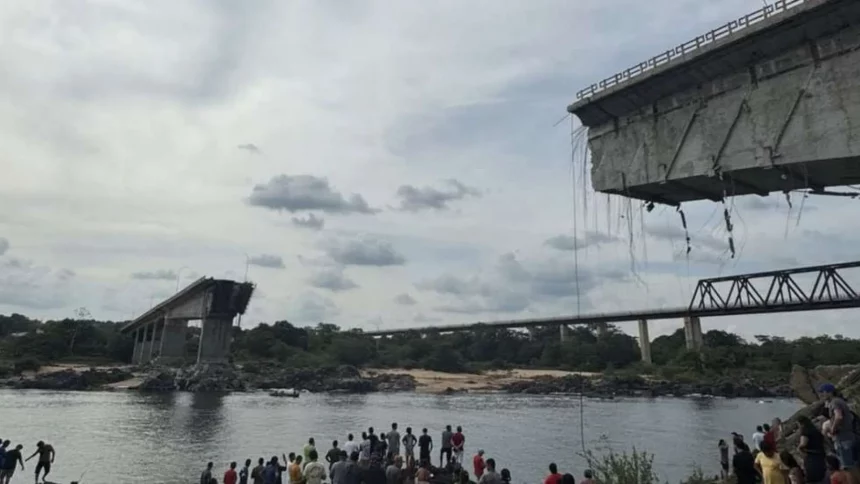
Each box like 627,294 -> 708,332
197,317 -> 233,363
559,325 -> 569,342
684,316 -> 703,351
638,319 -> 652,364
158,318 -> 188,363
593,322 -> 608,336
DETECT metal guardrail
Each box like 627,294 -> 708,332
575,0 -> 809,100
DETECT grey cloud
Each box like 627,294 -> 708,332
544,231 -> 620,251
396,179 -> 481,212
131,269 -> 177,280
0,258 -> 75,310
237,143 -> 261,154
394,293 -> 417,305
417,252 -> 619,315
248,254 -> 285,269
308,268 -> 358,292
0,237 -> 8,256
414,313 -> 441,323
325,238 -> 406,266
248,175 -> 377,215
644,224 -> 727,252
292,213 -> 325,230
295,293 -> 340,324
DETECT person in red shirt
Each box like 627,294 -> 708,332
545,463 -> 563,484
473,450 -> 486,479
224,461 -> 238,484
452,426 -> 466,464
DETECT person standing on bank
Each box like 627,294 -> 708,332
440,425 -> 453,467
25,441 -> 54,484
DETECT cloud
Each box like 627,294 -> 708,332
130,269 -> 177,281
414,313 -> 442,323
644,224 -> 727,252
324,237 -> 406,266
417,252 -> 624,315
248,254 -> 285,269
394,293 -> 417,305
291,213 -> 325,230
308,268 -> 358,292
0,258 -> 76,310
294,293 -> 340,324
544,231 -> 620,251
395,179 -> 481,211
248,175 -> 377,215
237,143 -> 261,154
0,237 -> 8,256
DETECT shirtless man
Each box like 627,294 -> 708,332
25,441 -> 54,484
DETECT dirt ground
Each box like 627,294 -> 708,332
363,368 -> 597,393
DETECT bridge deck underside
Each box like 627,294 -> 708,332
611,157 -> 860,205
573,0 -> 860,206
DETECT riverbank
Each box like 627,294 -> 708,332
0,362 -> 793,398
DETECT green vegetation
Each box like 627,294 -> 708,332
2,312 -> 860,377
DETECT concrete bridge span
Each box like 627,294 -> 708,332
569,0 -> 860,205
121,277 -> 254,365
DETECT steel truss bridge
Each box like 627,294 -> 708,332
364,261 -> 860,336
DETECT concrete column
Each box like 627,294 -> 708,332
131,328 -> 141,364
159,319 -> 188,364
638,319 -> 652,364
559,325 -> 569,342
593,322 -> 609,336
684,316 -> 703,351
148,319 -> 161,361
197,317 -> 233,363
139,324 -> 152,364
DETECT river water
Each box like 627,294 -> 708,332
0,390 -> 799,484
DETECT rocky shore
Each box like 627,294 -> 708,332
0,362 -> 793,398
498,373 -> 792,398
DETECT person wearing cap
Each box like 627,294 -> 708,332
820,382 -> 856,469
472,450 -> 485,480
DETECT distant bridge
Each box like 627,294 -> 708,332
364,261 -> 860,363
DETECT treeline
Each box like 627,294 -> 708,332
2,313 -> 860,375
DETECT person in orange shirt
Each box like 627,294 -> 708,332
289,456 -> 304,484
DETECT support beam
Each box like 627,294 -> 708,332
139,324 -> 152,364
197,317 -> 233,363
559,325 -> 570,342
131,328 -> 141,364
148,319 -> 161,362
684,316 -> 703,351
593,322 -> 609,336
638,319 -> 652,364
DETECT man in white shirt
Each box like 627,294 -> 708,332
751,425 -> 765,451
343,434 -> 361,458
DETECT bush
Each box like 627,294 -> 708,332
13,357 -> 42,373
581,448 -> 658,484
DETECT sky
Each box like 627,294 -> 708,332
1,0 -> 858,341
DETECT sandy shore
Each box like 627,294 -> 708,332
363,368 -> 597,394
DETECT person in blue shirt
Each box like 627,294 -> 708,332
0,440 -> 8,469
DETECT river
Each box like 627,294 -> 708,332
0,390 -> 799,484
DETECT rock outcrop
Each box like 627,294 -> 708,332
136,363 -> 417,393
499,373 -> 791,399
1,368 -> 134,391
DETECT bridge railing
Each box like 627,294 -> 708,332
576,0 -> 809,100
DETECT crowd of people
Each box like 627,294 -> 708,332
0,440 -> 55,484
198,423 -> 595,484
719,382 -> 858,484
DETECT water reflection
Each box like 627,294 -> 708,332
187,392 -> 226,447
